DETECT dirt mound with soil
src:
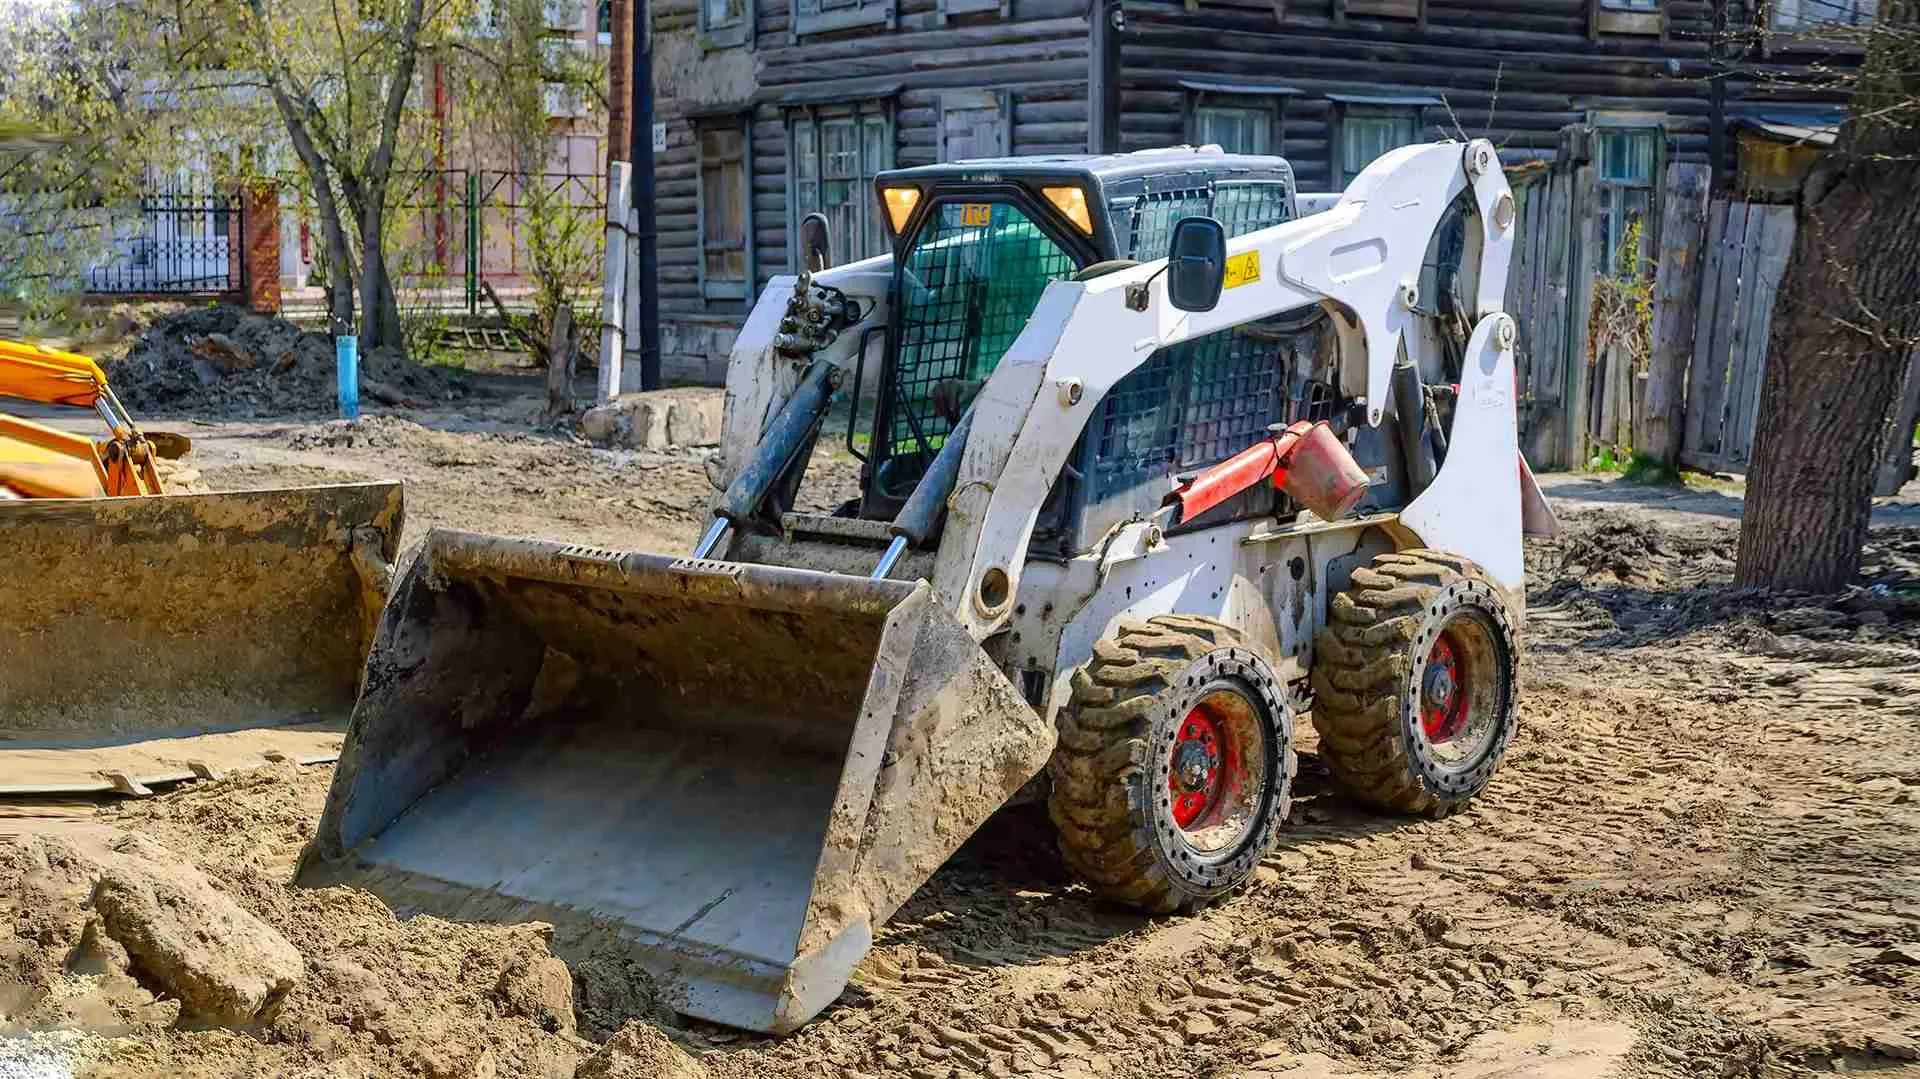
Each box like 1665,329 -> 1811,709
1525,508 -> 1738,589
104,306 -> 467,418
0,764 -> 674,1077
1528,511 -> 1920,721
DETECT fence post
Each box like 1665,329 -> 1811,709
1642,163 -> 1709,467
239,182 -> 283,314
1566,162 -> 1600,468
466,173 -> 480,316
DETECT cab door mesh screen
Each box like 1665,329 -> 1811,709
885,202 -> 1076,459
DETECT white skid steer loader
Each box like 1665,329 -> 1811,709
300,139 -> 1555,1034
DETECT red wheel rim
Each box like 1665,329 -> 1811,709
1168,701 -> 1236,830
1421,629 -> 1471,744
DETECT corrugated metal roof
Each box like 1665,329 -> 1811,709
1730,107 -> 1844,147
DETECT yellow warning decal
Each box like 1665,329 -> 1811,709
1224,250 -> 1261,289
959,203 -> 993,227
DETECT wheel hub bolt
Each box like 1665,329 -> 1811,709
1174,741 -> 1217,792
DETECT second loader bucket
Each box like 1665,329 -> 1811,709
0,483 -> 402,795
299,530 -> 1056,1034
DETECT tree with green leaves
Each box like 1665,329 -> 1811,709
1,0 -> 600,358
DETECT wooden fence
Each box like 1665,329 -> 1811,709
1508,144 -> 1915,493
1506,162 -> 1584,470
1678,200 -> 1797,474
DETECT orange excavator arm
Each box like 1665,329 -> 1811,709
0,339 -> 164,498
0,339 -> 112,408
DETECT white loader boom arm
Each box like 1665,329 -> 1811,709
931,139 -> 1521,640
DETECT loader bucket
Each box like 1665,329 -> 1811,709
298,531 -> 1055,1034
0,483 -> 403,795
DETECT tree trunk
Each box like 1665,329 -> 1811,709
321,209 -> 356,336
1736,5 -> 1920,592
545,304 -> 577,419
354,0 -> 429,358
359,197 -> 401,353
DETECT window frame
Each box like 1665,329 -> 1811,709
785,100 -> 896,270
791,0 -> 894,39
1592,0 -> 1664,35
1185,94 -> 1283,157
936,0 -> 1007,21
700,0 -> 753,48
1587,115 -> 1666,279
1334,0 -> 1425,25
696,116 -> 754,302
1770,0 -> 1876,30
937,88 -> 1010,161
1332,102 -> 1424,187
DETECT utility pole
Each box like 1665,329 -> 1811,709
1706,0 -> 1729,196
608,0 -> 631,172
630,0 -> 661,390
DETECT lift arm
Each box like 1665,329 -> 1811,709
0,340 -> 164,497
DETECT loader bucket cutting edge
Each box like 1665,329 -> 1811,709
0,483 -> 403,793
299,530 -> 1056,1034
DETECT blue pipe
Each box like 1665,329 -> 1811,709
336,334 -> 360,420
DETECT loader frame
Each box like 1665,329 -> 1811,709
308,140 -> 1531,1039
717,140 -> 1523,718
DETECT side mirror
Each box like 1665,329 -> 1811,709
799,212 -> 834,273
1166,216 -> 1227,313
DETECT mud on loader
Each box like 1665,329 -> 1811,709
302,139 -> 1554,1034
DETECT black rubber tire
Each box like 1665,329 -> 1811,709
1310,550 -> 1520,817
1047,616 -> 1294,914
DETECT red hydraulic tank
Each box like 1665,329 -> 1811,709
1164,421 -> 1370,526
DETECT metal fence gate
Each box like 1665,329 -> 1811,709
83,183 -> 244,295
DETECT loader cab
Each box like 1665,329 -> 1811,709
849,149 -> 1374,552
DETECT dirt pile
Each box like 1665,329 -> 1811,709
104,306 -> 467,417
1527,512 -> 1920,730
0,764 -> 630,1077
2,831 -> 301,1032
1524,508 -> 1737,589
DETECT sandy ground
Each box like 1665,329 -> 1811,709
5,388 -> 1920,1079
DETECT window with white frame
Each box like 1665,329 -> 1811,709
700,124 -> 751,299
791,109 -> 891,265
1773,0 -> 1875,28
1339,108 -> 1418,184
702,0 -> 750,46
793,0 -> 893,36
1595,126 -> 1660,275
597,0 -> 611,43
1192,104 -> 1272,155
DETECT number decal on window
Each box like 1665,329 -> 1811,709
959,203 -> 992,227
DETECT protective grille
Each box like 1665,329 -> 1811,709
1088,330 -> 1286,500
1093,182 -> 1297,503
886,202 -> 1076,458
1125,190 -> 1211,260
1124,181 -> 1292,260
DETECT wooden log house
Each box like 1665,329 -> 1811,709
639,0 -> 1858,385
